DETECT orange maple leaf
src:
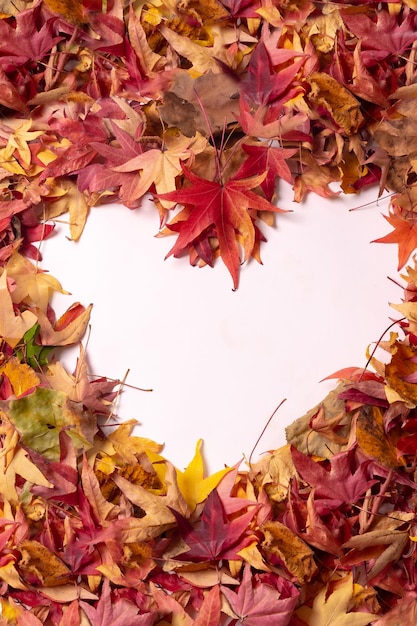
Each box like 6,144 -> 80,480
373,202 -> 417,270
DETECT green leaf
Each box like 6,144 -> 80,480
8,387 -> 92,460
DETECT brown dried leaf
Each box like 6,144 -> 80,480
18,540 -> 72,587
342,512 -> 413,580
286,382 -> 352,459
249,444 -> 296,503
373,100 -> 417,158
356,406 -> 404,469
385,339 -> 417,405
158,70 -> 240,138
307,72 -> 364,135
261,520 -> 318,583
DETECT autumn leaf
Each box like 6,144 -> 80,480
170,488 -> 257,562
17,540 -> 72,587
35,302 -> 92,347
112,129 -> 207,208
0,356 -> 40,397
0,421 -> 53,503
150,583 -> 193,626
42,179 -> 90,241
235,142 -> 297,201
261,520 -> 318,584
290,446 -> 378,508
373,196 -> 417,270
80,579 -> 150,626
8,386 -> 92,461
341,511 -> 414,580
0,119 -> 43,171
103,419 -> 164,465
241,39 -> 305,114
160,166 -> 288,289
296,574 -> 379,625
356,406 -> 405,469
0,270 -> 37,349
175,438 -> 232,511
286,383 -> 352,458
307,72 -> 365,136
0,4 -> 63,64
221,564 -> 299,626
194,585 -> 221,626
6,252 -> 66,313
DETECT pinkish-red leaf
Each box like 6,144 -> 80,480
221,565 -> 298,626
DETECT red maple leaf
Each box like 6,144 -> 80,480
170,489 -> 257,562
342,8 -> 417,63
221,565 -> 299,626
235,143 -> 296,201
0,5 -> 62,68
79,123 -> 148,207
159,166 -> 288,289
373,201 -> 417,270
291,446 -> 378,508
240,40 -> 305,125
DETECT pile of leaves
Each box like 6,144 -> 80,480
2,0 -> 417,623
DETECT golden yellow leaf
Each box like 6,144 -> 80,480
1,119 -> 44,170
175,439 -> 232,511
0,357 -> 40,397
237,542 -> 271,572
0,597 -> 23,623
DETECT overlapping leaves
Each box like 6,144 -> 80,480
2,0 -> 417,624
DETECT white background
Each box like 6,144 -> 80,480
43,183 -> 400,473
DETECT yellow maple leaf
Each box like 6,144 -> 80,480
42,179 -> 90,240
114,129 -> 207,208
0,119 -> 43,172
0,271 -> 37,348
6,252 -> 67,313
175,439 -> 232,511
105,420 -> 164,465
